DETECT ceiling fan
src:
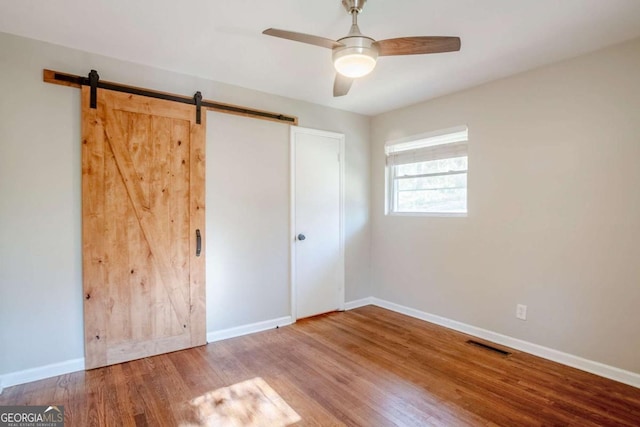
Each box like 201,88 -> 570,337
263,0 -> 461,97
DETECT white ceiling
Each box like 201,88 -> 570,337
2,0 -> 640,116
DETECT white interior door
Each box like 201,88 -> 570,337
291,127 -> 344,320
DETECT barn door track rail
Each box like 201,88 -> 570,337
43,69 -> 298,126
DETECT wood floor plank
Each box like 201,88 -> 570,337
1,306 -> 639,426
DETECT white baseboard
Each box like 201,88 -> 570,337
207,316 -> 294,343
344,297 -> 374,311
0,358 -> 85,391
361,297 -> 640,389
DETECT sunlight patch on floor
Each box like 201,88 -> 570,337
183,377 -> 301,427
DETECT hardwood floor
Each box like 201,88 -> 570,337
2,305 -> 640,426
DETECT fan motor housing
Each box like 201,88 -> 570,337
334,35 -> 378,58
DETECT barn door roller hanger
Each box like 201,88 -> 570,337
85,69 -> 205,123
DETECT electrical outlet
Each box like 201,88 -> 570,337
516,304 -> 527,320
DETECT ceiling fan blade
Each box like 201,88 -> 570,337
374,36 -> 461,56
263,28 -> 344,49
333,74 -> 354,97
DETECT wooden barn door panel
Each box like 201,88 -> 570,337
82,87 -> 205,369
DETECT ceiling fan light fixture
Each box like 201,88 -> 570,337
333,46 -> 378,78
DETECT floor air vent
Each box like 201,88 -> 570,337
466,340 -> 511,356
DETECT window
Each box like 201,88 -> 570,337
386,126 -> 468,215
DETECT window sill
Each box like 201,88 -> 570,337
387,212 -> 468,218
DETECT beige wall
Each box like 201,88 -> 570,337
371,38 -> 640,373
0,31 -> 371,377
206,112 -> 291,331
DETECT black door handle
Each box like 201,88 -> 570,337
297,234 -> 306,241
196,229 -> 201,256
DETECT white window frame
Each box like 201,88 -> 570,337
385,125 -> 469,217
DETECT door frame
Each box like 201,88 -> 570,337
289,126 -> 345,322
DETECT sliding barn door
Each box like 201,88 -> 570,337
81,87 -> 205,369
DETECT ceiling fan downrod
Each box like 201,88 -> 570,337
343,0 -> 367,37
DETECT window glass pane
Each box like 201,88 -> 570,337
397,172 -> 466,192
396,156 -> 467,177
395,173 -> 467,213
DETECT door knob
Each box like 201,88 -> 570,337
297,234 -> 306,241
